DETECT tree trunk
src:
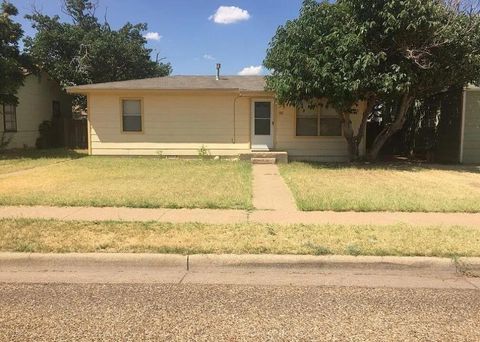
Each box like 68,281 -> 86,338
367,93 -> 414,161
342,112 -> 360,161
346,137 -> 361,161
340,95 -> 376,162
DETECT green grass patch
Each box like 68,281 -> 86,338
280,162 -> 480,212
0,156 -> 252,209
1,218 -> 479,257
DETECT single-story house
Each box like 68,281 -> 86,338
67,73 -> 367,162
1,71 -> 72,149
66,71 -> 480,164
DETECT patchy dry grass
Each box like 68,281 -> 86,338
1,218 -> 479,257
0,149 -> 84,175
0,157 -> 252,209
280,162 -> 480,212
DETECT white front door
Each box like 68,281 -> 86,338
251,100 -> 274,151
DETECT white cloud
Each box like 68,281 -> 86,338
238,65 -> 263,76
143,32 -> 162,41
209,6 -> 250,24
203,54 -> 216,61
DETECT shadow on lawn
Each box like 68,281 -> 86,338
296,161 -> 480,174
0,148 -> 87,161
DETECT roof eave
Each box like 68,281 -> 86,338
67,87 -> 269,94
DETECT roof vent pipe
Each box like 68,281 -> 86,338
216,63 -> 221,80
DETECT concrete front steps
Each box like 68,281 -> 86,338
240,152 -> 288,164
251,158 -> 276,164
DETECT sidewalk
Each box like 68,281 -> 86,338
1,205 -> 480,226
1,253 -> 479,289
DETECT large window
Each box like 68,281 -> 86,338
296,107 -> 318,136
3,104 -> 17,132
320,117 -> 343,136
122,99 -> 142,132
296,105 -> 342,137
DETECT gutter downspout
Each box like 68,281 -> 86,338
87,93 -> 92,156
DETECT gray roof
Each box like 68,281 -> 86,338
68,75 -> 267,92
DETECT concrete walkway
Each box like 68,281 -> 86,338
1,253 -> 479,289
252,164 -> 297,211
2,205 -> 480,226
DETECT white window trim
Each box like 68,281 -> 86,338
120,98 -> 144,134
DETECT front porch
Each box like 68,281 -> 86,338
239,151 -> 289,164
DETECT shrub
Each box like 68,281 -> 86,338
35,120 -> 61,149
198,145 -> 210,160
0,132 -> 13,152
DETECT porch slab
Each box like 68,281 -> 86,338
251,158 -> 276,164
239,151 -> 288,164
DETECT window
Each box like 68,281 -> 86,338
296,105 -> 342,137
296,107 -> 318,136
320,117 -> 343,136
122,99 -> 142,132
3,104 -> 17,132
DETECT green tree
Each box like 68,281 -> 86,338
264,0 -> 480,161
0,1 -> 29,105
24,0 -> 171,107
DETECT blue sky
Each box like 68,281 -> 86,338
13,0 -> 304,76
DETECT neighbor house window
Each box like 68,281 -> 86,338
3,104 -> 17,132
296,105 -> 342,137
122,99 -> 142,132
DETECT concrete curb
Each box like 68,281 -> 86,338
1,252 -> 479,273
454,257 -> 480,277
1,253 -> 479,288
188,255 -> 480,279
189,254 -> 455,269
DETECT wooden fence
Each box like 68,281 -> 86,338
63,118 -> 88,149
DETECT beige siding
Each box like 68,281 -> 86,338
89,92 -> 251,156
462,89 -> 480,164
0,71 -> 72,149
275,102 -> 365,162
87,91 -> 364,161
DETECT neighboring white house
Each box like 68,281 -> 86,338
1,71 -> 72,149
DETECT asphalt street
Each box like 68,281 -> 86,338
1,283 -> 479,341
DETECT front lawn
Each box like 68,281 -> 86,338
280,162 -> 480,212
0,148 -> 84,175
0,156 -> 252,209
1,218 -> 479,257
